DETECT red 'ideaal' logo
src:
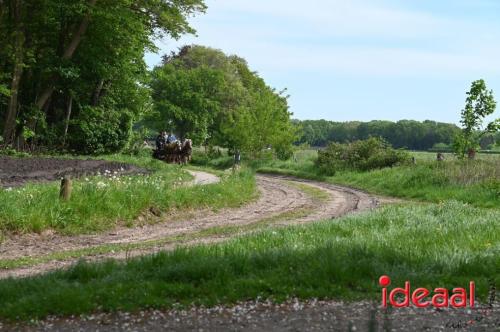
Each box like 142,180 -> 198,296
379,275 -> 475,308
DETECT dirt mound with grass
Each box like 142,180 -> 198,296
0,156 -> 146,188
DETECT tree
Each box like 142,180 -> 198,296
0,0 -> 207,152
294,119 -> 460,150
453,79 -> 499,158
149,45 -> 296,158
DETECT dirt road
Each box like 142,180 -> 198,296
0,171 -> 381,279
2,171 -> 498,331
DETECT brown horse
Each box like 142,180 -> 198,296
179,139 -> 193,165
165,141 -> 182,163
153,139 -> 192,164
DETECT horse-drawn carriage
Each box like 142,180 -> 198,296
153,139 -> 193,164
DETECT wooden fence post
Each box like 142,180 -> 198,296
60,176 -> 72,201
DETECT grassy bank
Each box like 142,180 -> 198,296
0,155 -> 256,235
256,150 -> 500,208
0,201 -> 497,320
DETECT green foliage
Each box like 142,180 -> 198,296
149,45 -> 296,157
0,155 -> 256,235
150,57 -> 227,143
0,0 -> 206,153
0,83 -> 9,97
295,119 -> 461,150
191,153 -> 234,170
67,106 -> 133,155
0,146 -> 30,158
316,137 -> 410,175
454,80 -> 499,158
0,201 -> 497,320
123,127 -> 151,156
275,144 -> 294,161
256,150 -> 500,208
429,142 -> 452,152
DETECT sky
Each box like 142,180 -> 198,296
145,0 -> 500,124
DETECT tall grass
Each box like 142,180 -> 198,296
0,157 -> 256,235
251,149 -> 319,178
189,148 -> 235,170
328,161 -> 500,208
0,201 -> 497,320
256,149 -> 500,208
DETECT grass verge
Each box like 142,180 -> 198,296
0,155 -> 256,235
256,153 -> 500,208
0,207 -> 314,271
0,200 -> 497,320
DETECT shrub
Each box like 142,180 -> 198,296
275,145 -> 294,161
316,137 -> 410,175
191,149 -> 234,170
67,106 -> 133,155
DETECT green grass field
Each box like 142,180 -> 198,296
0,155 -> 256,235
257,149 -> 500,208
0,201 -> 497,320
0,149 -> 498,321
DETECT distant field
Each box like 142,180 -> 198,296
256,148 -> 500,208
409,151 -> 500,161
290,148 -> 500,162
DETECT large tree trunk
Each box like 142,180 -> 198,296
2,0 -> 24,146
36,0 -> 97,110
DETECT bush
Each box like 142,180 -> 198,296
0,147 -> 30,158
191,149 -> 234,170
316,137 -> 410,175
67,106 -> 133,155
275,145 -> 294,161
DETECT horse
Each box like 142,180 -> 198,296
164,141 -> 182,163
179,139 -> 193,165
152,139 -> 192,165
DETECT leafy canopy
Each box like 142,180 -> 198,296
0,0 -> 206,153
149,45 -> 296,158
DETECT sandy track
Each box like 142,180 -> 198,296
0,172 -> 381,279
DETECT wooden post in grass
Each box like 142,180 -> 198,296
60,176 -> 72,201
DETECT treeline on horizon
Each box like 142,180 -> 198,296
2,2 -> 499,157
294,119 -> 500,151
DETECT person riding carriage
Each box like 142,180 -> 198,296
165,132 -> 176,144
153,130 -> 192,164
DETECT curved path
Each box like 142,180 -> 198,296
0,171 -> 385,279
